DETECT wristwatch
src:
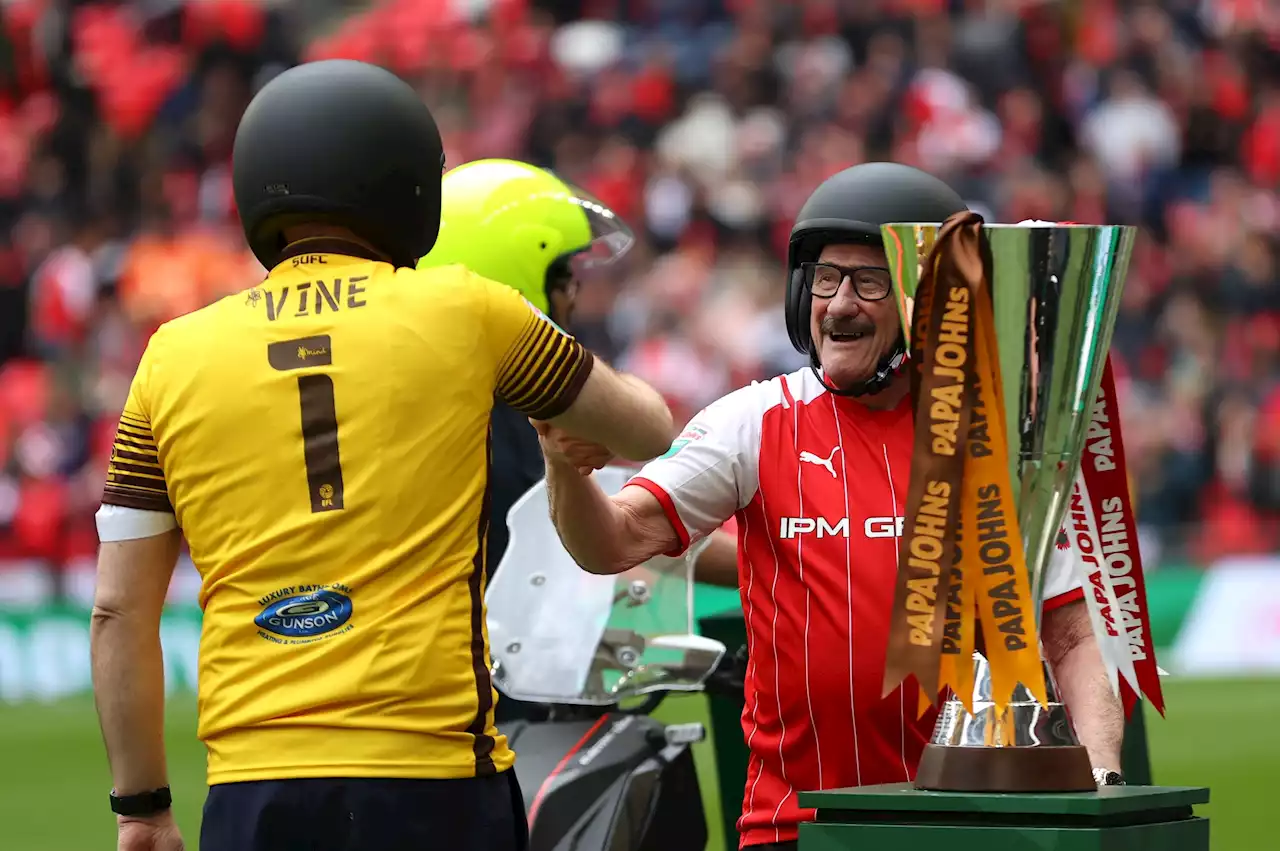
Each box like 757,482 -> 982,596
1092,767 -> 1125,787
110,786 -> 172,817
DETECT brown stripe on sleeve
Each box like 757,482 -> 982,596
111,447 -> 160,465
501,321 -> 566,404
496,315 -> 543,378
115,424 -> 155,443
520,340 -> 584,412
101,418 -> 172,513
113,436 -> 157,453
496,315 -> 596,420
502,325 -> 586,416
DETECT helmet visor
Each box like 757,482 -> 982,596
562,185 -> 635,276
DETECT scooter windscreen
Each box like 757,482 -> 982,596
486,466 -> 726,706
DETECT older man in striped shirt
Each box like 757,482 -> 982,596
538,163 -> 1124,850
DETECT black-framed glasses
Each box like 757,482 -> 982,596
801,262 -> 893,301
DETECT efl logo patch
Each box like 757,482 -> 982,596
659,425 -> 708,459
659,440 -> 688,459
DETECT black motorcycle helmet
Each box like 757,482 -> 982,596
233,59 -> 445,270
785,162 -> 969,396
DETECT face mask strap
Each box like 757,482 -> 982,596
807,337 -> 907,398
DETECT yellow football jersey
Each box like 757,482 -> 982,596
101,238 -> 593,784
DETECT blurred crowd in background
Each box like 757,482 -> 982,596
0,0 -> 1276,605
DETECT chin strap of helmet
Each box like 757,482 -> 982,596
807,337 -> 909,398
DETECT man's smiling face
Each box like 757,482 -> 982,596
807,243 -> 902,389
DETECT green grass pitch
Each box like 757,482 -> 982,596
0,677 -> 1272,850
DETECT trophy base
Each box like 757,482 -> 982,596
915,652 -> 1097,793
915,742 -> 1095,792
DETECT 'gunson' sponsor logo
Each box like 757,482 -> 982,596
255,586 -> 354,640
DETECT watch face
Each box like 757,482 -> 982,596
1093,768 -> 1125,786
1097,770 -> 1125,786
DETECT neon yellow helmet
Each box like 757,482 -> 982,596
417,158 -> 634,314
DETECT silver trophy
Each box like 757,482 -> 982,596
883,220 -> 1136,792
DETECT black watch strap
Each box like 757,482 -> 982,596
110,786 -> 172,817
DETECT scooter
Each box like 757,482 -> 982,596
496,639 -> 747,851
487,468 -> 743,851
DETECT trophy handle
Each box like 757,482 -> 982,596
914,652 -> 1095,792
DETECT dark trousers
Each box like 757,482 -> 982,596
748,843 -> 798,851
201,772 -> 528,851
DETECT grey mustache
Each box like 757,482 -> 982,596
822,322 -> 874,335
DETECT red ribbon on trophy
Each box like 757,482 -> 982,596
1060,355 -> 1165,718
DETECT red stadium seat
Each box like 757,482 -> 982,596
447,28 -> 491,73
304,20 -> 381,65
72,6 -> 141,87
182,0 -> 266,52
0,360 -> 50,428
13,477 -> 67,560
97,49 -> 188,139
59,520 -> 101,572
18,90 -> 59,138
89,418 -> 118,466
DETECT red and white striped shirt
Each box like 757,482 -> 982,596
628,369 -> 1085,848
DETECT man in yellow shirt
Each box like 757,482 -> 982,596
89,59 -> 674,851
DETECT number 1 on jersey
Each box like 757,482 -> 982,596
267,336 -> 345,513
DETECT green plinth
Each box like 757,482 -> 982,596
798,783 -> 1209,851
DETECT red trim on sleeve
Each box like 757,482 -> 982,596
625,477 -> 690,557
1042,586 -> 1085,614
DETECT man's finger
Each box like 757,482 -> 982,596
567,451 -> 612,469
561,440 -> 611,459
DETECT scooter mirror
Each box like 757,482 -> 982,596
647,634 -> 725,653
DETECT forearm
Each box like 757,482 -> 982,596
546,458 -> 648,574
550,366 -> 675,462
1045,603 -> 1124,770
1055,645 -> 1124,770
90,606 -> 169,794
599,372 -> 676,461
695,529 -> 740,588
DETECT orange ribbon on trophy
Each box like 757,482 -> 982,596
884,211 -> 1047,715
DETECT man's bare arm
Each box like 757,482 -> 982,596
485,279 -> 673,462
545,455 -> 680,575
694,529 -> 739,588
91,529 -> 182,795
1043,599 -> 1124,773
547,361 -> 675,462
